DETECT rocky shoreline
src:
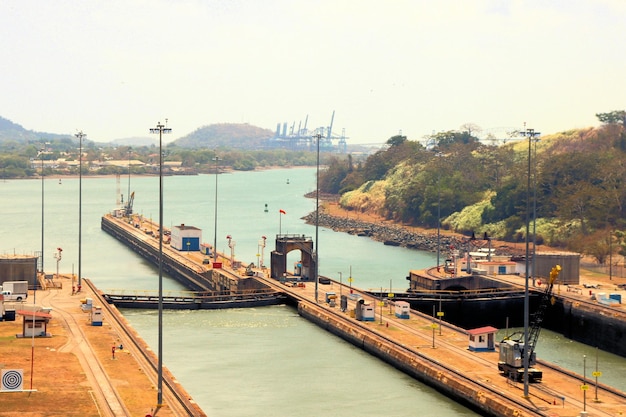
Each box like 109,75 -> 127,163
302,210 -> 519,256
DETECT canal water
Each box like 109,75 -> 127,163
1,168 -> 624,415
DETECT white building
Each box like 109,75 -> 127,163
170,224 -> 202,252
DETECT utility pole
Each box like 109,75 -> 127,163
213,154 -> 220,262
75,131 -> 86,289
313,131 -> 322,303
519,126 -> 540,398
149,121 -> 171,408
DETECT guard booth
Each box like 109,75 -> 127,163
91,306 -> 103,326
355,299 -> 375,321
270,234 -> 316,281
467,326 -> 498,351
17,310 -> 52,337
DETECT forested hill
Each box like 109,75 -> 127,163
318,111 -> 626,262
0,116 -> 71,143
172,123 -> 274,149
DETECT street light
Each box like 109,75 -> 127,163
311,132 -> 323,303
435,152 -> 444,270
149,120 -> 171,408
531,136 -> 540,286
338,271 -> 343,301
40,143 -> 46,274
75,131 -> 86,289
519,126 -> 540,398
213,154 -> 220,262
127,147 -> 132,207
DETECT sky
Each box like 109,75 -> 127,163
1,0 -> 624,144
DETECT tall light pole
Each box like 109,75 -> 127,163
435,152 -> 444,270
149,121 -> 171,407
520,126 -> 540,398
313,132 -> 322,303
75,131 -> 86,289
531,136 -> 540,286
213,154 -> 220,262
127,147 -> 132,207
40,143 -> 45,274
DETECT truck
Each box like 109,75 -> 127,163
0,281 -> 29,301
498,265 -> 561,382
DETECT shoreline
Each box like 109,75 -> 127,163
12,165 -> 315,181
307,201 -> 534,257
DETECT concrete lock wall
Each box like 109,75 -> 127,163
297,302 -> 530,417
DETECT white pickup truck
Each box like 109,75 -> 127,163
0,281 -> 28,301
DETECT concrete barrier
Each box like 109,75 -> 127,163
297,301 -> 532,417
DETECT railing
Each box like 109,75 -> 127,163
102,288 -> 283,303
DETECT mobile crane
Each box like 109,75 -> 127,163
498,264 -> 561,382
125,191 -> 135,216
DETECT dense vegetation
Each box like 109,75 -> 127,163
318,111 -> 626,262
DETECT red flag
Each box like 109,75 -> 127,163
279,209 -> 286,214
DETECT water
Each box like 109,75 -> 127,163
124,306 -> 474,417
497,328 -> 626,392
1,168 -> 624,415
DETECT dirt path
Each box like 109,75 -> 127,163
0,278 -> 169,417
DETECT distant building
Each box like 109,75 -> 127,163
170,224 -> 202,252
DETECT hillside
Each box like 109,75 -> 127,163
0,116 -> 72,143
172,123 -> 274,149
319,119 -> 626,262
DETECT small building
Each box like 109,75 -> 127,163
17,310 -> 52,337
394,301 -> 410,319
0,255 -> 38,286
355,299 -> 375,322
467,326 -> 497,352
534,251 -> 580,284
200,243 -> 212,256
91,306 -> 103,326
170,224 -> 202,252
475,260 -> 517,276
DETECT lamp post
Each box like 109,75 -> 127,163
40,143 -> 46,274
583,354 -> 588,412
313,132 -> 322,304
149,121 -> 171,407
127,147 -> 132,206
75,131 -> 86,289
213,155 -> 220,262
531,136 -> 540,285
435,152 -> 444,270
520,126 -> 540,398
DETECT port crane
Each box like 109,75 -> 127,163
125,191 -> 135,216
498,264 -> 561,382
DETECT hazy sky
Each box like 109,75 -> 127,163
1,0 -> 624,144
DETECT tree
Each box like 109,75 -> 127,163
596,110 -> 626,126
386,134 -> 407,147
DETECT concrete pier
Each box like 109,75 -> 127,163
99,213 -> 626,416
